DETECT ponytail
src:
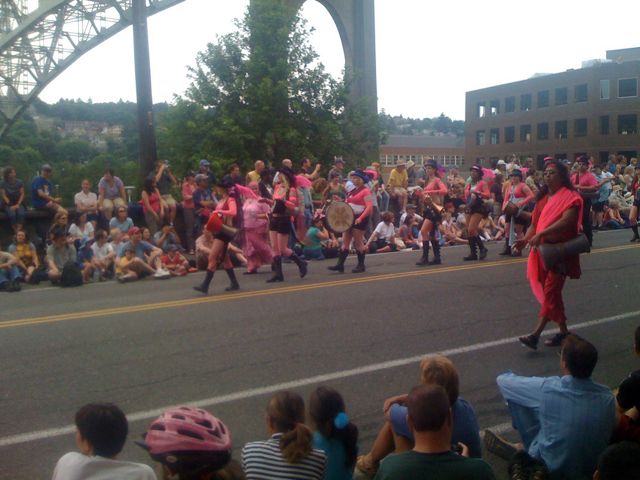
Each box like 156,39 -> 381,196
280,423 -> 313,464
267,391 -> 314,465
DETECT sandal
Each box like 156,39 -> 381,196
484,429 -> 518,461
518,334 -> 539,351
355,454 -> 378,478
544,332 -> 569,347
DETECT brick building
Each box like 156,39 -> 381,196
379,134 -> 465,169
465,47 -> 640,168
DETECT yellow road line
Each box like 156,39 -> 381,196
2,243 -> 637,329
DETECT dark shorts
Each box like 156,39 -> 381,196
351,219 -> 368,231
423,207 -> 442,225
506,212 -> 529,226
634,192 -> 640,208
369,239 -> 396,253
269,215 -> 290,235
592,201 -> 606,213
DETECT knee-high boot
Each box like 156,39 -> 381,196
477,235 -> 488,260
631,225 -> 640,242
429,239 -> 441,265
193,270 -> 214,294
463,237 -> 478,261
415,242 -> 430,266
352,252 -> 366,273
328,250 -> 348,273
225,268 -> 239,291
267,256 -> 284,282
289,252 -> 308,278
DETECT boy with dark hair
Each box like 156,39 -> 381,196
52,403 -> 156,480
594,441 -> 640,480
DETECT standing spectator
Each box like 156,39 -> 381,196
258,169 -> 274,200
246,160 -> 265,184
68,212 -> 95,244
242,391 -> 326,479
74,179 -> 99,226
46,227 -> 78,284
98,168 -> 127,222
193,174 -> 216,230
51,403 -> 155,480
328,157 -> 346,183
490,172 -> 504,218
300,158 -> 322,180
0,166 -> 26,233
323,172 -> 346,203
91,229 -> 115,280
198,159 -> 217,187
571,155 -> 599,247
0,248 -> 22,292
311,178 -> 327,209
154,160 -> 177,225
108,206 -> 134,236
371,162 -> 389,213
31,164 -> 65,214
181,170 -> 197,254
141,176 -> 164,235
229,163 -> 244,186
8,230 -> 40,283
485,335 -> 615,480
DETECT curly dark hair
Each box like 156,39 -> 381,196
536,159 -> 574,201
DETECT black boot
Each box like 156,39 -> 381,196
463,237 -> 478,261
499,237 -> 511,256
477,236 -> 488,260
267,256 -> 284,282
193,270 -> 214,294
429,239 -> 441,265
631,225 -> 640,242
289,252 -> 308,278
224,268 -> 240,291
415,242 -> 430,266
328,250 -> 348,273
352,252 -> 366,273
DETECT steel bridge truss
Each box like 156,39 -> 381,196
0,0 -> 184,137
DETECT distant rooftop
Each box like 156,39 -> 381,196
384,134 -> 463,149
606,47 -> 640,63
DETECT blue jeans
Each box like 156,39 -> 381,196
379,190 -> 390,213
303,248 -> 324,260
4,205 -> 25,227
0,265 -> 22,286
507,400 -> 540,449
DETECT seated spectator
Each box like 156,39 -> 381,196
153,222 -> 183,253
109,206 -> 134,235
51,402 -> 155,480
594,441 -> 640,480
69,212 -> 95,244
612,326 -> 640,443
181,170 -> 197,254
109,228 -> 125,252
91,230 -> 115,280
160,245 -> 190,276
440,211 -> 467,246
387,162 -> 409,213
154,160 -> 177,225
602,201 -> 626,230
373,385 -> 495,480
49,210 -> 71,240
141,176 -> 164,235
398,204 -> 422,230
357,356 -> 482,477
0,166 -> 26,233
74,179 -> 99,226
308,386 -> 358,480
76,238 -> 96,283
397,215 -> 419,250
242,391 -> 326,479
138,406 -> 244,480
8,230 -> 41,283
46,227 -> 78,284
485,334 -> 615,480
367,212 -> 397,253
116,227 -> 168,282
31,164 -> 65,214
0,248 -> 22,292
303,213 -> 330,260
142,227 -> 154,245
195,229 -> 213,271
98,168 -> 127,222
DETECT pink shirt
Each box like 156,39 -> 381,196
182,181 -> 196,209
571,172 -> 598,188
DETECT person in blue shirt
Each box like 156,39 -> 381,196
31,164 -> 65,213
485,334 -> 615,480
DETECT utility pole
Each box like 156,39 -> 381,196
132,0 -> 157,179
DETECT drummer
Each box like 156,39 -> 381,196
499,169 -> 535,257
328,170 -> 374,273
416,159 -> 448,266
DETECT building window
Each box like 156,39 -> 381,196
618,114 -> 638,135
476,130 -> 486,145
555,87 -> 568,105
599,115 -> 609,135
490,128 -> 499,144
505,126 -> 515,143
520,94 -> 532,111
574,118 -> 588,137
555,120 -> 568,139
618,78 -> 638,98
520,125 -> 531,142
537,90 -> 549,108
575,84 -> 588,102
490,100 -> 499,116
477,102 -> 486,117
600,80 -> 610,100
505,96 -> 516,112
537,122 -> 549,140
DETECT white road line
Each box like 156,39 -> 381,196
1,308 -> 638,448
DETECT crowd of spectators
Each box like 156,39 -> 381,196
1,153 -> 639,292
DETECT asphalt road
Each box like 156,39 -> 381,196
1,229 -> 639,480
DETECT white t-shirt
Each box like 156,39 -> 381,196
52,452 -> 156,480
69,223 -> 95,240
75,191 -> 98,211
374,221 -> 396,241
92,242 -> 114,260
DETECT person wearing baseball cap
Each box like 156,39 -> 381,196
570,155 -> 598,246
328,157 -> 346,183
198,159 -> 216,187
31,163 -> 65,215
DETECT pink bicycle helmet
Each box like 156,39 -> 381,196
138,406 -> 232,474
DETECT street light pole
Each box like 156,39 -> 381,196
132,0 -> 158,179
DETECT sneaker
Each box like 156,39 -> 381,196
154,268 -> 171,279
544,332 -> 569,347
519,334 -> 539,350
484,429 -> 518,461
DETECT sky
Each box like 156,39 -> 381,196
36,0 -> 640,121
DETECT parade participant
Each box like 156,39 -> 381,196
416,160 -> 447,266
500,169 -> 534,257
629,165 -> 640,242
516,159 -> 583,349
571,155 -> 598,247
328,170 -> 374,273
237,181 -> 272,274
266,167 -> 308,283
193,176 -> 241,294
463,165 -> 490,261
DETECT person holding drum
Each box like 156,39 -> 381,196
193,175 -> 241,295
499,169 -> 535,257
463,165 -> 491,261
416,160 -> 448,266
266,167 -> 308,283
328,170 -> 374,274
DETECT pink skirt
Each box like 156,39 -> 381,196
244,227 -> 272,271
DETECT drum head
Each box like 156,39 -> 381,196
324,201 -> 355,234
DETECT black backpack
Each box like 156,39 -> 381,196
61,261 -> 83,287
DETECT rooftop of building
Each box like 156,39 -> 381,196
382,134 -> 464,149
